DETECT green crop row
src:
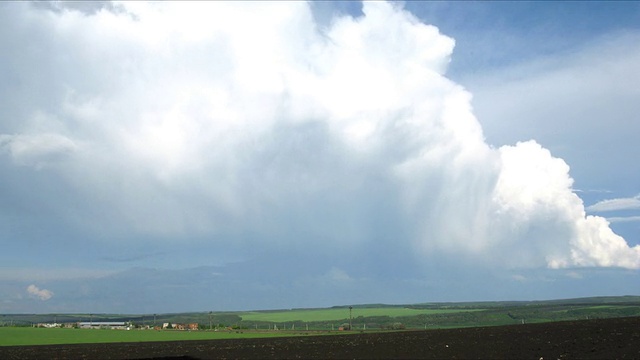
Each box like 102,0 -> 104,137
241,307 -> 483,322
0,327 -> 311,346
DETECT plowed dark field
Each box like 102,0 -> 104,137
2,316 -> 639,359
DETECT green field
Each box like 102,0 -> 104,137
2,296 -> 640,346
0,327 -> 308,346
241,307 -> 481,322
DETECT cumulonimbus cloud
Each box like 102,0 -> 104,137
1,1 -> 638,269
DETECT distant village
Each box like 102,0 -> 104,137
33,321 -> 357,331
35,322 -> 204,330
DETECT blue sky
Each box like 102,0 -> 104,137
1,1 -> 639,314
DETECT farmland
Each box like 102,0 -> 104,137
1,316 -> 639,359
1,295 -> 640,348
240,307 -> 482,322
236,297 -> 640,330
0,327 -> 304,347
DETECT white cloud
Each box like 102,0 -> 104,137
570,216 -> 640,268
0,0 -> 638,275
26,284 -> 54,301
565,271 -> 583,280
326,267 -> 354,283
0,132 -> 77,168
587,196 -> 640,212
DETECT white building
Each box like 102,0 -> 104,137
78,322 -> 128,329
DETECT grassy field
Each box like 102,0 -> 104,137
241,307 -> 482,322
0,327 -> 312,346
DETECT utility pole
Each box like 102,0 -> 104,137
349,306 -> 353,330
209,311 -> 212,330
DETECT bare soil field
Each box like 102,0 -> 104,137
2,316 -> 639,359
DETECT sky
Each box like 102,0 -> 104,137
1,1 -> 639,314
